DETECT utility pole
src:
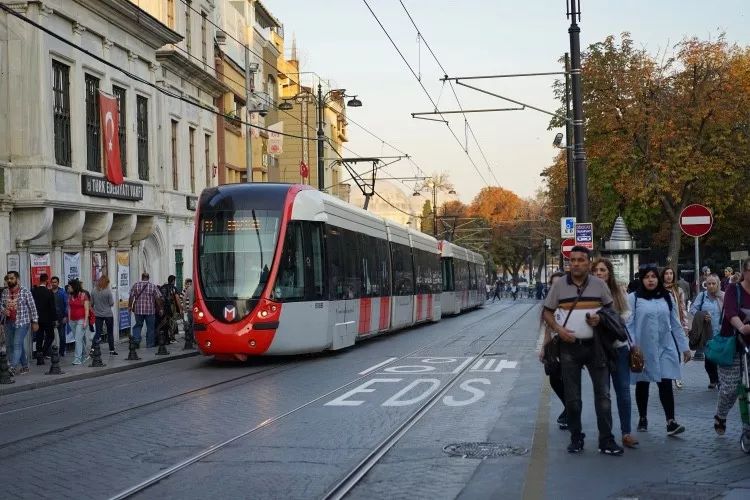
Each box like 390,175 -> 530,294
432,183 -> 438,238
317,82 -> 325,191
567,0 -> 588,222
244,48 -> 257,183
564,52 -> 575,218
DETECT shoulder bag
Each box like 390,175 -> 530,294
705,284 -> 740,367
543,280 -> 586,375
627,296 -> 645,373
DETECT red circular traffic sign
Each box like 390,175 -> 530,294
679,204 -> 713,238
561,238 -> 576,259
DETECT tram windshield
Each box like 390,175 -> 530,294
198,209 -> 281,300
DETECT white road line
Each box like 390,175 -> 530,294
359,357 -> 398,375
471,359 -> 486,370
483,358 -> 497,371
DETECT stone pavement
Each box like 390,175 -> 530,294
0,330 -> 199,396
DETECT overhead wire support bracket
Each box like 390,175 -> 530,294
453,80 -> 570,122
411,107 -> 525,117
331,155 -> 409,210
441,71 -> 568,81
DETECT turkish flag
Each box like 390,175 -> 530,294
99,91 -> 124,185
299,160 -> 309,179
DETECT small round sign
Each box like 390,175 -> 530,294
679,204 -> 713,238
561,238 -> 576,259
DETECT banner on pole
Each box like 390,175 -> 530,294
267,121 -> 284,154
91,251 -> 108,284
30,253 -> 51,286
63,252 -> 81,283
117,251 -> 131,330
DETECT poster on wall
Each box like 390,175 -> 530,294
30,253 -> 52,286
91,251 -> 108,285
63,252 -> 81,284
117,251 -> 131,330
6,253 -> 20,273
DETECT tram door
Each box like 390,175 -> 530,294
326,225 -> 356,349
390,242 -> 414,329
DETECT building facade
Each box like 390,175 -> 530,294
0,0 -> 223,339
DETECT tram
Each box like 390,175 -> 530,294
439,240 -> 486,315
192,183 -> 483,360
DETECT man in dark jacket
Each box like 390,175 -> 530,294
31,273 -> 57,358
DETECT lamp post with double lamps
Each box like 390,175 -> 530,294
278,84 -> 362,190
410,177 -> 457,237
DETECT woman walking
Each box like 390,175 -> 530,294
592,258 -> 638,448
91,275 -> 117,355
68,279 -> 91,365
538,272 -> 567,429
689,274 -> 724,389
713,258 -> 750,437
627,264 -> 691,436
662,267 -> 689,388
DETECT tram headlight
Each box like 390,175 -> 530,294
259,310 -> 269,318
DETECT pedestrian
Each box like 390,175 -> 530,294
91,275 -> 116,355
543,246 -> 623,455
592,258 -> 638,449
689,273 -> 723,388
538,271 -> 567,429
511,282 -> 518,301
721,267 -> 733,292
128,273 -> 161,348
713,258 -> 750,437
183,278 -> 194,343
492,280 -> 502,303
0,271 -> 39,374
160,275 -> 182,342
31,273 -> 57,358
662,266 -> 689,389
485,281 -> 491,300
677,272 -> 692,305
49,276 -> 68,356
627,264 -> 691,436
731,272 -> 741,285
67,279 -> 91,365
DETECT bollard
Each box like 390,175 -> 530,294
126,340 -> 140,361
155,328 -> 169,356
0,350 -> 15,384
36,350 -> 46,366
90,342 -> 106,367
47,345 -> 64,375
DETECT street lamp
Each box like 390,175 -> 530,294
277,83 -> 363,190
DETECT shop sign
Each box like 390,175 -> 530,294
81,174 -> 143,201
30,253 -> 51,286
6,253 -> 19,273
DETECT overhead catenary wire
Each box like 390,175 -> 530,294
360,0 -> 490,188
398,0 -> 501,186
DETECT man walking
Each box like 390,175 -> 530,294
1,271 -> 39,375
31,273 -> 57,358
49,276 -> 68,356
182,278 -> 194,344
128,273 -> 161,348
543,246 -> 623,455
492,280 -> 502,303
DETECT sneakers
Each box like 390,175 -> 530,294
72,360 -> 82,365
637,416 -> 648,432
708,382 -> 718,389
622,434 -> 639,448
110,351 -> 119,356
598,438 -> 624,456
675,379 -> 684,389
714,415 -> 727,436
567,433 -> 585,453
557,410 -> 569,430
666,420 -> 685,436
18,366 -> 30,375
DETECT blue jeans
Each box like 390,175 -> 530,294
132,314 -> 156,347
71,319 -> 89,364
94,316 -> 115,351
55,318 -> 67,355
610,345 -> 632,435
6,321 -> 30,369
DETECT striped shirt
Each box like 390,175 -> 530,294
1,286 -> 39,326
129,281 -> 160,315
544,274 -> 613,339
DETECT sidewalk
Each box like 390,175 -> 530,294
0,331 -> 200,396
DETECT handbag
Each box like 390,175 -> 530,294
628,297 -> 645,373
705,284 -> 741,367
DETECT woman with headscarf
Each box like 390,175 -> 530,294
689,273 -> 724,389
627,264 -> 691,436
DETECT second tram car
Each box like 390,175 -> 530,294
193,183 -> 454,359
439,240 -> 486,315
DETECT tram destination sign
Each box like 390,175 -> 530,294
81,174 -> 143,201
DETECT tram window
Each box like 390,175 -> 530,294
441,258 -> 453,292
431,253 -> 442,293
341,228 -> 361,299
326,225 -> 345,300
273,222 -> 305,301
377,238 -> 392,297
307,222 -> 325,300
391,242 -> 414,296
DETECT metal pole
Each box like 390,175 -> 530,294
564,53 -> 575,218
244,46 -> 254,183
432,184 -> 438,238
694,237 -> 700,298
317,83 -> 325,191
568,0 -> 588,222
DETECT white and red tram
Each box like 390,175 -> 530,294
439,240 -> 486,315
192,183 -> 477,360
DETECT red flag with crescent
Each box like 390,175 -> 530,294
99,91 -> 124,185
299,160 -> 309,179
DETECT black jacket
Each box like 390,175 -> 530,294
593,306 -> 629,372
31,285 -> 57,325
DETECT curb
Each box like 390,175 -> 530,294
0,350 -> 201,396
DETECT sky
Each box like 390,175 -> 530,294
265,0 -> 749,204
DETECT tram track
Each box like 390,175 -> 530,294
105,301 -> 526,500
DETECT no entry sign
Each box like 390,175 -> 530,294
561,238 -> 576,259
679,204 -> 713,238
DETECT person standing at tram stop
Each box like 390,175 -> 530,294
182,278 -> 195,342
128,273 -> 161,348
662,267 -> 689,389
50,276 -> 68,356
627,264 -> 691,436
713,258 -> 750,438
91,275 -> 117,355
1,271 -> 39,375
592,258 -> 638,449
538,271 -> 567,430
67,279 -> 91,365
31,273 -> 57,359
689,274 -> 723,389
543,246 -> 624,456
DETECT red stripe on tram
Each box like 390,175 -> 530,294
359,298 -> 372,335
427,293 -> 433,320
379,296 -> 390,330
416,294 -> 424,321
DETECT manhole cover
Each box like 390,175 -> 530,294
443,442 -> 528,458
